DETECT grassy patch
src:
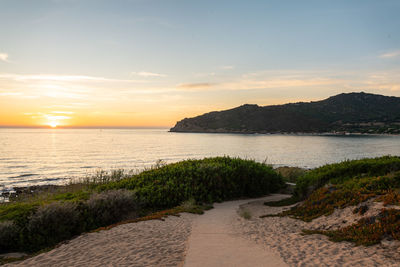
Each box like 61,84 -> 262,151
239,209 -> 252,219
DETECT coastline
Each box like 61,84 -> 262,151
170,129 -> 399,136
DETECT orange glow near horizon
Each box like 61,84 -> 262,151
2,71 -> 398,128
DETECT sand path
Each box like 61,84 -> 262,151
183,198 -> 287,267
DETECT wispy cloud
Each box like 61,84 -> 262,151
131,71 -> 167,77
220,65 -> 235,70
362,71 -> 400,91
0,74 -> 142,83
0,53 -> 9,63
0,72 -> 173,109
178,83 -> 215,89
379,50 -> 400,58
176,71 -> 343,92
194,72 -> 216,78
51,111 -> 75,114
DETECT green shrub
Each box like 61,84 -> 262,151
0,202 -> 38,223
295,156 -> 400,199
98,157 -> 285,208
85,190 -> 139,229
0,221 -> 19,253
23,202 -> 82,251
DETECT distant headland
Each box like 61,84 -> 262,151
170,92 -> 400,134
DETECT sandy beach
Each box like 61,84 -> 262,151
6,194 -> 400,267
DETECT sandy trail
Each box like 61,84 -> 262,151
183,198 -> 287,267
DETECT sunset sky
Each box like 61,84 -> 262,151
1,0 -> 400,128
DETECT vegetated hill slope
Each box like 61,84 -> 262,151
264,156 -> 400,246
170,92 -> 400,134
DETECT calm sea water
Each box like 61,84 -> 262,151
1,128 -> 400,191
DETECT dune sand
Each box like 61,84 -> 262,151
235,194 -> 400,267
6,214 -> 195,267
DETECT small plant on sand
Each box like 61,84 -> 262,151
179,198 -> 212,214
303,208 -> 400,246
353,204 -> 368,215
239,209 -> 252,220
264,196 -> 299,207
376,190 -> 400,206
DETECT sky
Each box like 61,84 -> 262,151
0,0 -> 400,128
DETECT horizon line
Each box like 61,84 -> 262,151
0,125 -> 171,129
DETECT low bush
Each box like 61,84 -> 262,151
98,157 -> 285,209
22,202 -> 82,251
0,202 -> 38,223
295,156 -> 400,199
85,190 -> 139,229
0,221 -> 19,253
1,189 -> 141,253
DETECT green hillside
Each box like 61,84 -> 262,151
170,92 -> 400,134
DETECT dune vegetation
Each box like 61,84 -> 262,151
0,157 -> 284,254
265,156 -> 400,246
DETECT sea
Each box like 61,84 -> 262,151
1,128 -> 400,192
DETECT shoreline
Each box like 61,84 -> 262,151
170,130 -> 400,136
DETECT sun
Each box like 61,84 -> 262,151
48,121 -> 58,128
